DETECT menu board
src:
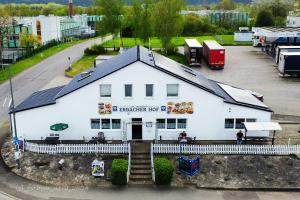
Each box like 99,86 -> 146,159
167,102 -> 194,114
98,103 -> 112,115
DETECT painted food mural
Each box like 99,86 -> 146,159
98,103 -> 112,115
167,102 -> 193,114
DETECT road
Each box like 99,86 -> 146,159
0,36 -> 112,126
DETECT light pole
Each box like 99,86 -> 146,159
7,61 -> 18,150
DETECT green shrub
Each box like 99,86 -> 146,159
111,159 -> 128,185
154,158 -> 174,185
84,44 -> 107,55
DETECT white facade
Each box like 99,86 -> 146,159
13,56 -> 272,142
234,31 -> 253,42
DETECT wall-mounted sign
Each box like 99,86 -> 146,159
98,103 -> 112,115
167,102 -> 194,114
146,122 -> 153,127
91,159 -> 105,177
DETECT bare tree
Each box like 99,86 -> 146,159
0,15 -> 12,69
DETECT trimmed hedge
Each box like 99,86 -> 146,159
154,158 -> 174,185
84,44 -> 107,55
111,159 -> 128,185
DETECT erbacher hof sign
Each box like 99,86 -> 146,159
98,102 -> 193,115
115,105 -> 163,112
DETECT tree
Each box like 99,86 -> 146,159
216,0 -> 236,10
138,0 -> 154,45
153,0 -> 185,54
20,33 -> 40,49
255,10 -> 274,27
94,0 -> 124,49
0,14 -> 12,69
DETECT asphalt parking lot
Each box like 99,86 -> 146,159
184,46 -> 300,116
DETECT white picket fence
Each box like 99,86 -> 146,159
153,144 -> 300,155
25,142 -> 129,154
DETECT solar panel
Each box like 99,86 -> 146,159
218,83 -> 268,108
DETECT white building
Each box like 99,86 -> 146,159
12,46 -> 272,142
287,16 -> 300,27
17,15 -> 94,45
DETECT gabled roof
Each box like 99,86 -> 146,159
14,46 -> 273,113
14,86 -> 65,113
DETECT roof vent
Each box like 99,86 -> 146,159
184,69 -> 197,76
78,70 -> 93,81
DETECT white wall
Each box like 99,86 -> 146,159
15,61 -> 271,141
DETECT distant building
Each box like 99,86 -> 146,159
181,10 -> 250,26
287,16 -> 300,27
2,23 -> 33,48
15,15 -> 101,46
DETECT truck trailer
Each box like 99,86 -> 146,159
278,52 -> 300,77
252,27 -> 300,47
203,40 -> 225,69
275,46 -> 300,64
184,39 -> 203,66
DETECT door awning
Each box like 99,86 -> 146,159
243,122 -> 282,131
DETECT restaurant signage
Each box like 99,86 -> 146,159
98,102 -> 193,115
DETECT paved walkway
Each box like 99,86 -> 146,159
0,36 -> 112,126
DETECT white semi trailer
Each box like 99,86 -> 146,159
275,46 -> 300,64
252,27 -> 300,47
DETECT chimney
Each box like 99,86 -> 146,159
68,0 -> 73,18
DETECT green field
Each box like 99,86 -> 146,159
0,38 -> 95,84
102,35 -> 252,48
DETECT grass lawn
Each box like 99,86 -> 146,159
0,38 -> 96,84
65,55 -> 98,77
102,35 -> 252,48
66,51 -> 119,77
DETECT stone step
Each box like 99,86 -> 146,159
130,174 -> 152,181
129,180 -> 153,185
130,169 -> 152,175
131,164 -> 151,170
131,154 -> 151,159
131,160 -> 151,165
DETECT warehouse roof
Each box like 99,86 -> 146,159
14,46 -> 272,113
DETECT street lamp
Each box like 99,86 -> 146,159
1,57 -> 20,168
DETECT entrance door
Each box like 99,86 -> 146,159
132,118 -> 142,140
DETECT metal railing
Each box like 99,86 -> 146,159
25,142 -> 129,154
152,144 -> 300,155
150,143 -> 155,182
127,143 -> 131,183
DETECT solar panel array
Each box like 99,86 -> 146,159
218,83 -> 268,108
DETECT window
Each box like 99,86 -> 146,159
125,84 -> 132,97
246,118 -> 256,122
224,118 -> 234,129
156,119 -> 165,129
112,119 -> 121,129
146,84 -> 153,97
235,118 -> 245,129
101,119 -> 111,129
100,84 -> 111,97
167,84 -> 179,97
177,119 -> 187,129
91,119 -> 100,129
167,118 -> 176,129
